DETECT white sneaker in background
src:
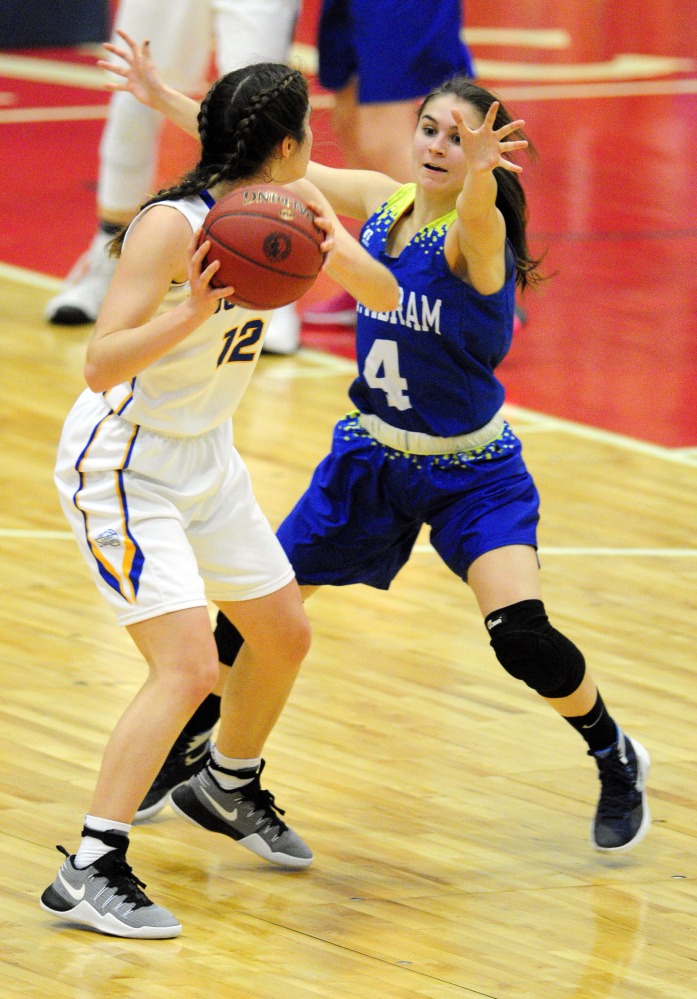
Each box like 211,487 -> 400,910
45,229 -> 118,325
262,303 -> 300,355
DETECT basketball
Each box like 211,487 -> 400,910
199,184 -> 325,310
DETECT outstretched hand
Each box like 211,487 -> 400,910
97,29 -> 166,110
452,103 -> 528,175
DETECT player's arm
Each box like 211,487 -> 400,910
98,30 -> 200,139
304,162 -> 401,222
445,103 -> 528,295
100,32 -> 402,220
85,209 -> 232,392
288,180 -> 400,313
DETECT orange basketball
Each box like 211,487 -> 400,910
199,184 -> 325,310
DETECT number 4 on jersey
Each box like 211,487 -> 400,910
363,339 -> 411,411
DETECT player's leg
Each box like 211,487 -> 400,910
141,416 -> 416,820
169,581 -> 315,868
46,0 -> 213,326
42,397 -> 222,937
429,435 -> 650,853
40,605 -> 218,939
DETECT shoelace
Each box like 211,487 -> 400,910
57,844 -> 151,909
594,752 -> 640,819
239,761 -> 290,836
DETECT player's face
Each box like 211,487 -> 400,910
413,96 -> 481,195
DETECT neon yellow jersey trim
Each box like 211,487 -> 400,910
378,183 -> 458,241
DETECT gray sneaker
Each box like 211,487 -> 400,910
45,230 -> 118,325
170,760 -> 313,868
40,844 -> 182,938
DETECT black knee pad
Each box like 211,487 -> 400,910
484,599 -> 585,698
214,612 -> 244,667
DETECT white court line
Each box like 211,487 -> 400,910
1,255 -> 695,454
502,403 -> 697,467
0,529 -> 694,556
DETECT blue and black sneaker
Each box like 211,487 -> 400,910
591,732 -> 651,852
134,730 -> 211,823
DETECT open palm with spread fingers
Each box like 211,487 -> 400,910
98,29 -> 166,111
452,103 -> 528,175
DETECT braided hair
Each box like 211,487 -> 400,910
418,77 -> 544,290
110,63 -> 309,254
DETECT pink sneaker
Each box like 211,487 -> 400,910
303,289 -> 357,326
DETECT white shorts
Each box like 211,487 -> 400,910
55,392 -> 294,627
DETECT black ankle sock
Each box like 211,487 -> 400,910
183,694 -> 221,738
99,220 -> 123,237
563,691 -> 618,753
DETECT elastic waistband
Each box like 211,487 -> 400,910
355,410 -> 505,455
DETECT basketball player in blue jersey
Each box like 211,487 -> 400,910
40,60 -> 399,939
91,39 -> 652,861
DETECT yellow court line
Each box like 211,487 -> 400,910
476,53 -> 694,82
464,28 -> 571,49
492,77 -> 697,101
3,79 -> 696,124
0,105 -> 110,124
0,54 -> 111,88
0,261 -> 61,290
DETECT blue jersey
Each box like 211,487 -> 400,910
349,184 -> 516,437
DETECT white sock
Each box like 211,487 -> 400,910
209,745 -> 261,790
74,813 -> 131,869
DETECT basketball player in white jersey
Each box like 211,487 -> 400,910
40,60 -> 398,939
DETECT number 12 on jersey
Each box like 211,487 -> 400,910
363,339 -> 411,411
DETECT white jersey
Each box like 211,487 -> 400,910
103,193 -> 274,437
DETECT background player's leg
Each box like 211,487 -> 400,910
45,0 -> 213,326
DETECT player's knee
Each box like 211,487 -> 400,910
214,611 -> 244,667
484,599 -> 585,698
284,612 -> 312,666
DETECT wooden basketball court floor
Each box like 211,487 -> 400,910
1,1 -> 697,997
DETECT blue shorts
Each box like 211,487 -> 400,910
318,0 -> 474,104
277,415 -> 539,589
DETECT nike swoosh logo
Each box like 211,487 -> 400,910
200,786 -> 238,822
185,745 -> 209,766
58,869 -> 86,901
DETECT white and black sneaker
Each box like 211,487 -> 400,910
45,229 -> 118,325
40,843 -> 181,938
134,730 -> 211,822
591,732 -> 651,852
170,760 -> 313,868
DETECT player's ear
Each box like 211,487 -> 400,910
279,135 -> 296,160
